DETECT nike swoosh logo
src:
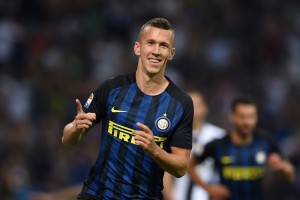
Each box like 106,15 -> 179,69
111,107 -> 127,113
221,156 -> 234,164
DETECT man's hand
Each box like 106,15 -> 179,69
62,99 -> 96,146
268,153 -> 284,171
206,184 -> 231,200
74,99 -> 96,134
268,153 -> 295,182
133,122 -> 190,178
133,122 -> 159,156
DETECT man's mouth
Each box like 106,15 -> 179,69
149,58 -> 161,63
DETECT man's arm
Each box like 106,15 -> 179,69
62,99 -> 96,147
134,122 -> 190,178
162,172 -> 175,200
268,153 -> 295,182
188,156 -> 231,199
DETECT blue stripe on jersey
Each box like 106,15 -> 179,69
83,87 -> 124,196
118,88 -> 151,198
140,95 -> 162,198
145,92 -> 171,198
126,93 -> 152,197
92,88 -> 123,195
242,146 -> 250,200
152,92 -> 171,136
171,101 -> 183,129
105,83 -> 138,199
94,85 -> 130,197
230,144 -> 238,200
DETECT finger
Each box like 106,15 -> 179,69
76,118 -> 94,126
76,99 -> 84,114
134,134 -> 149,144
76,113 -> 95,121
86,112 -> 96,120
136,122 -> 152,134
135,136 -> 145,147
76,122 -> 90,129
269,153 -> 281,160
133,130 -> 148,137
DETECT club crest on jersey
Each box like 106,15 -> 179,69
84,93 -> 94,108
155,113 -> 171,132
255,150 -> 266,164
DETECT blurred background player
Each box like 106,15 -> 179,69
163,91 -> 225,200
188,96 -> 295,200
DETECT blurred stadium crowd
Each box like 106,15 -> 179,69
0,0 -> 300,199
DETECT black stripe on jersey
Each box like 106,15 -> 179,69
111,88 -> 143,199
146,95 -> 168,198
95,84 -> 130,197
130,94 -> 162,197
164,96 -> 177,151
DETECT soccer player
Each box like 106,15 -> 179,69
62,18 -> 193,200
188,96 -> 295,200
163,91 -> 225,200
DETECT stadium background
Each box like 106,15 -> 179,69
0,0 -> 299,199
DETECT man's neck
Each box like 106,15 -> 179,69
230,130 -> 253,146
135,68 -> 169,96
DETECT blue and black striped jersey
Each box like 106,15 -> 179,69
194,130 -> 280,200
79,72 -> 193,200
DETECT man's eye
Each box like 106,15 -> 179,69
147,41 -> 154,45
161,44 -> 168,49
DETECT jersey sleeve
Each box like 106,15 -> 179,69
170,96 -> 193,149
83,79 -> 110,124
194,140 -> 217,164
256,130 -> 281,155
265,133 -> 280,154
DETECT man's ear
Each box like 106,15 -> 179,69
134,42 -> 140,56
168,48 -> 175,60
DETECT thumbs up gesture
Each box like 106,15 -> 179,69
74,99 -> 96,134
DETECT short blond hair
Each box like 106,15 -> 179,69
138,18 -> 175,41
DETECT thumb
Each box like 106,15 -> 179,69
75,99 -> 84,114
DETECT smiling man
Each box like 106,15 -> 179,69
62,18 -> 193,200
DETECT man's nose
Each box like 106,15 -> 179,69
152,44 -> 160,55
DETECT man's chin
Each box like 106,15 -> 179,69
145,66 -> 164,75
239,129 -> 253,136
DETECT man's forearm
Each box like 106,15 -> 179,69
62,122 -> 86,147
280,160 -> 295,182
150,146 -> 190,178
188,157 -> 210,190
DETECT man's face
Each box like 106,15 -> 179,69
230,104 -> 257,136
134,26 -> 175,76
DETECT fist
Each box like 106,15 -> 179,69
268,153 -> 283,171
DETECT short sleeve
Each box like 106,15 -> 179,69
170,96 -> 193,149
256,130 -> 281,155
264,133 -> 280,155
83,80 -> 110,124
